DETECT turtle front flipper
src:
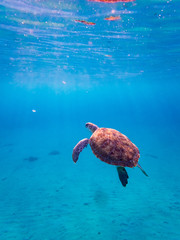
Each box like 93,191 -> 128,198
72,138 -> 89,163
116,166 -> 129,187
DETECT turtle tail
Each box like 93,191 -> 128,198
137,163 -> 148,177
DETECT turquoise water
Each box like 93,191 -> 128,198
0,0 -> 180,239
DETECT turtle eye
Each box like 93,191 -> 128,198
85,122 -> 90,128
86,123 -> 93,132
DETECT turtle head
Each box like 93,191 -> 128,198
85,122 -> 99,133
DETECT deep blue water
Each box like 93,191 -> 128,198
0,0 -> 180,239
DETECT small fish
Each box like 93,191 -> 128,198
48,150 -> 60,156
1,177 -> 7,181
3,143 -> 13,147
75,20 -> 96,25
145,153 -> 158,159
105,16 -> 121,21
24,156 -> 38,162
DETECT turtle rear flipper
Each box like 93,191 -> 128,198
116,166 -> 129,187
72,138 -> 89,163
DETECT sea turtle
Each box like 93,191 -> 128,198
72,122 -> 148,187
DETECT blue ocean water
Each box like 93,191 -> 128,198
0,0 -> 180,239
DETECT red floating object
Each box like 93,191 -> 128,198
75,20 -> 96,25
105,16 -> 121,21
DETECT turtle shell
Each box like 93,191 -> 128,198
89,128 -> 139,167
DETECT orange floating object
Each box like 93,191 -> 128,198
75,20 -> 96,25
88,0 -> 135,2
105,16 -> 121,21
